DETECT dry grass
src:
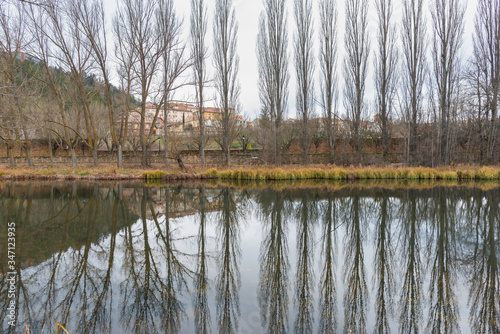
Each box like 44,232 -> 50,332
0,166 -> 144,180
195,165 -> 500,182
1,164 -> 499,182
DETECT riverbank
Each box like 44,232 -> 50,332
1,165 -> 499,181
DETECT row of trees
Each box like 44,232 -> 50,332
0,0 -> 241,168
257,0 -> 499,166
0,0 -> 499,167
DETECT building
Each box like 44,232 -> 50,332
165,103 -> 197,124
124,103 -> 241,136
126,105 -> 162,137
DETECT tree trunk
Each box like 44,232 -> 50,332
177,155 -> 187,170
328,122 -> 335,164
70,147 -> 77,168
489,101 -> 498,163
23,131 -> 34,167
141,142 -> 148,167
440,110 -> 448,165
382,117 -> 388,160
410,121 -> 417,165
49,137 -> 54,168
118,144 -> 123,168
7,143 -> 15,168
200,119 -> 206,166
25,145 -> 34,167
93,145 -> 99,167
302,119 -> 309,165
164,112 -> 170,167
275,121 -> 281,165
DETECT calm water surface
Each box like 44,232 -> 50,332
1,181 -> 499,334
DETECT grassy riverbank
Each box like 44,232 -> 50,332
197,166 -> 500,181
1,165 -> 499,181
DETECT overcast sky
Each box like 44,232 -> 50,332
104,0 -> 479,120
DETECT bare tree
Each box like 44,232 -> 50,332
113,4 -> 136,165
71,0 -> 124,167
374,0 -> 398,161
474,0 -> 500,163
191,0 -> 208,166
212,113 -> 244,159
213,0 -> 240,166
465,49 -> 488,162
294,0 -> 314,164
41,0 -> 101,166
401,0 -> 427,165
158,0 -> 189,167
430,0 -> 465,165
343,0 -> 370,156
257,0 -> 289,165
115,0 -> 163,167
0,2 -> 34,167
25,2 -> 80,167
318,0 -> 338,165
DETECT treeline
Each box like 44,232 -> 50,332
0,0 -> 499,168
257,0 -> 499,166
0,0 -> 239,168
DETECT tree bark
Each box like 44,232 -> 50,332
117,144 -> 123,168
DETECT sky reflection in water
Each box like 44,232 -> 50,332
0,182 -> 499,334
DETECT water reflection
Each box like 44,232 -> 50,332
343,194 -> 368,334
398,190 -> 423,334
294,191 -> 317,334
1,182 -> 500,334
257,189 -> 291,334
318,192 -> 339,334
467,192 -> 500,333
215,187 -> 242,334
373,192 -> 395,334
426,189 -> 460,333
194,186 -> 210,334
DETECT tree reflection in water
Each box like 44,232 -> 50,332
426,188 -> 460,333
151,187 -> 190,333
1,182 -> 500,334
467,191 -> 500,333
373,191 -> 395,334
214,187 -> 243,334
294,191 -> 318,334
257,189 -> 291,334
318,192 -> 340,334
343,193 -> 368,334
194,186 -> 211,334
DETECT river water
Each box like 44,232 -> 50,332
0,181 -> 499,333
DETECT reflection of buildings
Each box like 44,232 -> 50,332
120,187 -> 242,220
144,187 -> 240,219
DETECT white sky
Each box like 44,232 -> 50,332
104,0 -> 479,120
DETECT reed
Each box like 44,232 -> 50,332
1,165 -> 499,182
196,166 -> 500,182
143,170 -> 167,180
474,167 -> 499,180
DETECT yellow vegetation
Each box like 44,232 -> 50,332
1,165 -> 499,182
184,166 -> 500,182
